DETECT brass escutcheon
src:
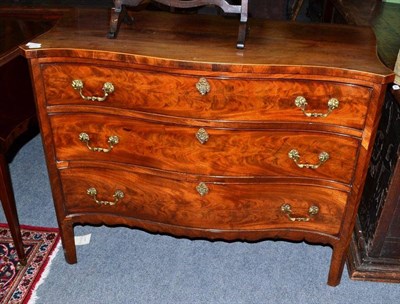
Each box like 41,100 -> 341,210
294,96 -> 339,118
196,182 -> 209,197
196,77 -> 211,95
196,128 -> 209,144
72,79 -> 115,102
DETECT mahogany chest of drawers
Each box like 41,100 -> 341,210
22,8 -> 393,286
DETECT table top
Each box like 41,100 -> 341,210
0,15 -> 52,150
0,16 -> 55,65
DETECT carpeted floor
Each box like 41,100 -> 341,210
2,135 -> 400,303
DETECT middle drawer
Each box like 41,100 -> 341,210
50,114 -> 359,184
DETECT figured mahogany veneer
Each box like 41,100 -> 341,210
60,166 -> 348,236
22,8 -> 394,286
50,114 -> 360,183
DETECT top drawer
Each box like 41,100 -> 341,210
41,63 -> 372,129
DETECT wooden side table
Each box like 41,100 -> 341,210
0,15 -> 54,265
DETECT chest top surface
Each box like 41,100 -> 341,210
22,8 -> 393,83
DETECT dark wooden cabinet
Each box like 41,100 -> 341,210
321,0 -> 400,283
347,89 -> 400,282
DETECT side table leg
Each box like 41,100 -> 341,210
0,154 -> 27,265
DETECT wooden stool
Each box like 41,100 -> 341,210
0,15 -> 54,266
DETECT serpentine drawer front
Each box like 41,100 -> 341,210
22,8 -> 394,286
41,62 -> 372,129
50,114 -> 360,183
60,167 -> 347,235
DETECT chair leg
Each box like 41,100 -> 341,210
0,154 -> 27,265
290,0 -> 305,21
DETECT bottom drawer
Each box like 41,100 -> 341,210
60,167 -> 348,236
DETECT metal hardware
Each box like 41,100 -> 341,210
196,77 -> 211,95
288,149 -> 329,169
196,128 -> 209,144
79,132 -> 119,153
196,182 -> 209,197
294,96 -> 339,118
87,187 -> 124,206
280,203 -> 319,222
72,79 -> 115,102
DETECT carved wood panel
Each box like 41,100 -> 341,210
358,90 -> 400,258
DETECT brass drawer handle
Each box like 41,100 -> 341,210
196,128 -> 209,144
87,187 -> 124,206
196,77 -> 211,95
79,132 -> 119,153
288,149 -> 329,169
196,182 -> 209,197
72,79 -> 115,102
295,96 -> 339,118
280,203 -> 319,222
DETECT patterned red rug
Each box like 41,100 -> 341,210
0,224 -> 60,304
